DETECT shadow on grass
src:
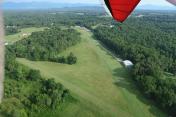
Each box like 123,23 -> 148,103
91,35 -> 119,60
90,35 -> 166,117
113,67 -> 167,117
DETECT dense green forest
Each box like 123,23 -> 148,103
0,47 -> 72,117
5,26 -> 20,35
3,9 -> 110,29
11,27 -> 80,64
93,13 -> 176,116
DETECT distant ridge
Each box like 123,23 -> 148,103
2,2 -> 176,10
2,2 -> 100,10
137,4 -> 176,10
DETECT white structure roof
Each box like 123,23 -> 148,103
123,60 -> 133,67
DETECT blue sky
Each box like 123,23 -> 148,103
4,0 -> 173,6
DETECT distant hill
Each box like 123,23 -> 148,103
2,2 -> 176,10
137,4 -> 176,10
2,2 -> 100,10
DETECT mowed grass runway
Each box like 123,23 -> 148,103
5,27 -> 45,44
17,27 -> 166,117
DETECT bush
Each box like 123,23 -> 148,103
27,70 -> 41,81
49,52 -> 77,65
0,98 -> 27,117
67,52 -> 77,65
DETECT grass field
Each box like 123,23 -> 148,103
5,27 -> 45,44
17,27 -> 166,117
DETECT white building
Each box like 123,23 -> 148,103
122,60 -> 133,68
110,25 -> 114,28
22,33 -> 28,37
5,43 -> 8,46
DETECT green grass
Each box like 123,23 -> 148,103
5,27 -> 46,44
17,27 -> 166,117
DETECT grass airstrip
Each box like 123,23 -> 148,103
7,26 -> 166,117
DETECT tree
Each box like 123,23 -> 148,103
67,52 -> 77,65
27,70 -> 41,81
0,98 -> 26,117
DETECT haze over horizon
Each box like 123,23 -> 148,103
4,0 -> 174,6
3,0 -> 176,10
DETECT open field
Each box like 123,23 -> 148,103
17,27 -> 166,117
5,27 -> 45,44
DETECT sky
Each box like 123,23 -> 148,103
4,0 -> 174,6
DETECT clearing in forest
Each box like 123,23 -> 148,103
17,27 -> 166,117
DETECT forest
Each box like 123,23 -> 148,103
11,27 -> 80,64
3,9 -> 111,29
5,26 -> 20,35
93,13 -> 176,116
0,47 -> 72,117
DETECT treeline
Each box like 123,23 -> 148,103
5,26 -> 20,35
0,48 -> 72,117
11,27 -> 80,64
50,52 -> 77,65
93,16 -> 176,116
3,10 -> 111,29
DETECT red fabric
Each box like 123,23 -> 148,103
109,0 -> 141,22
167,0 -> 176,6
